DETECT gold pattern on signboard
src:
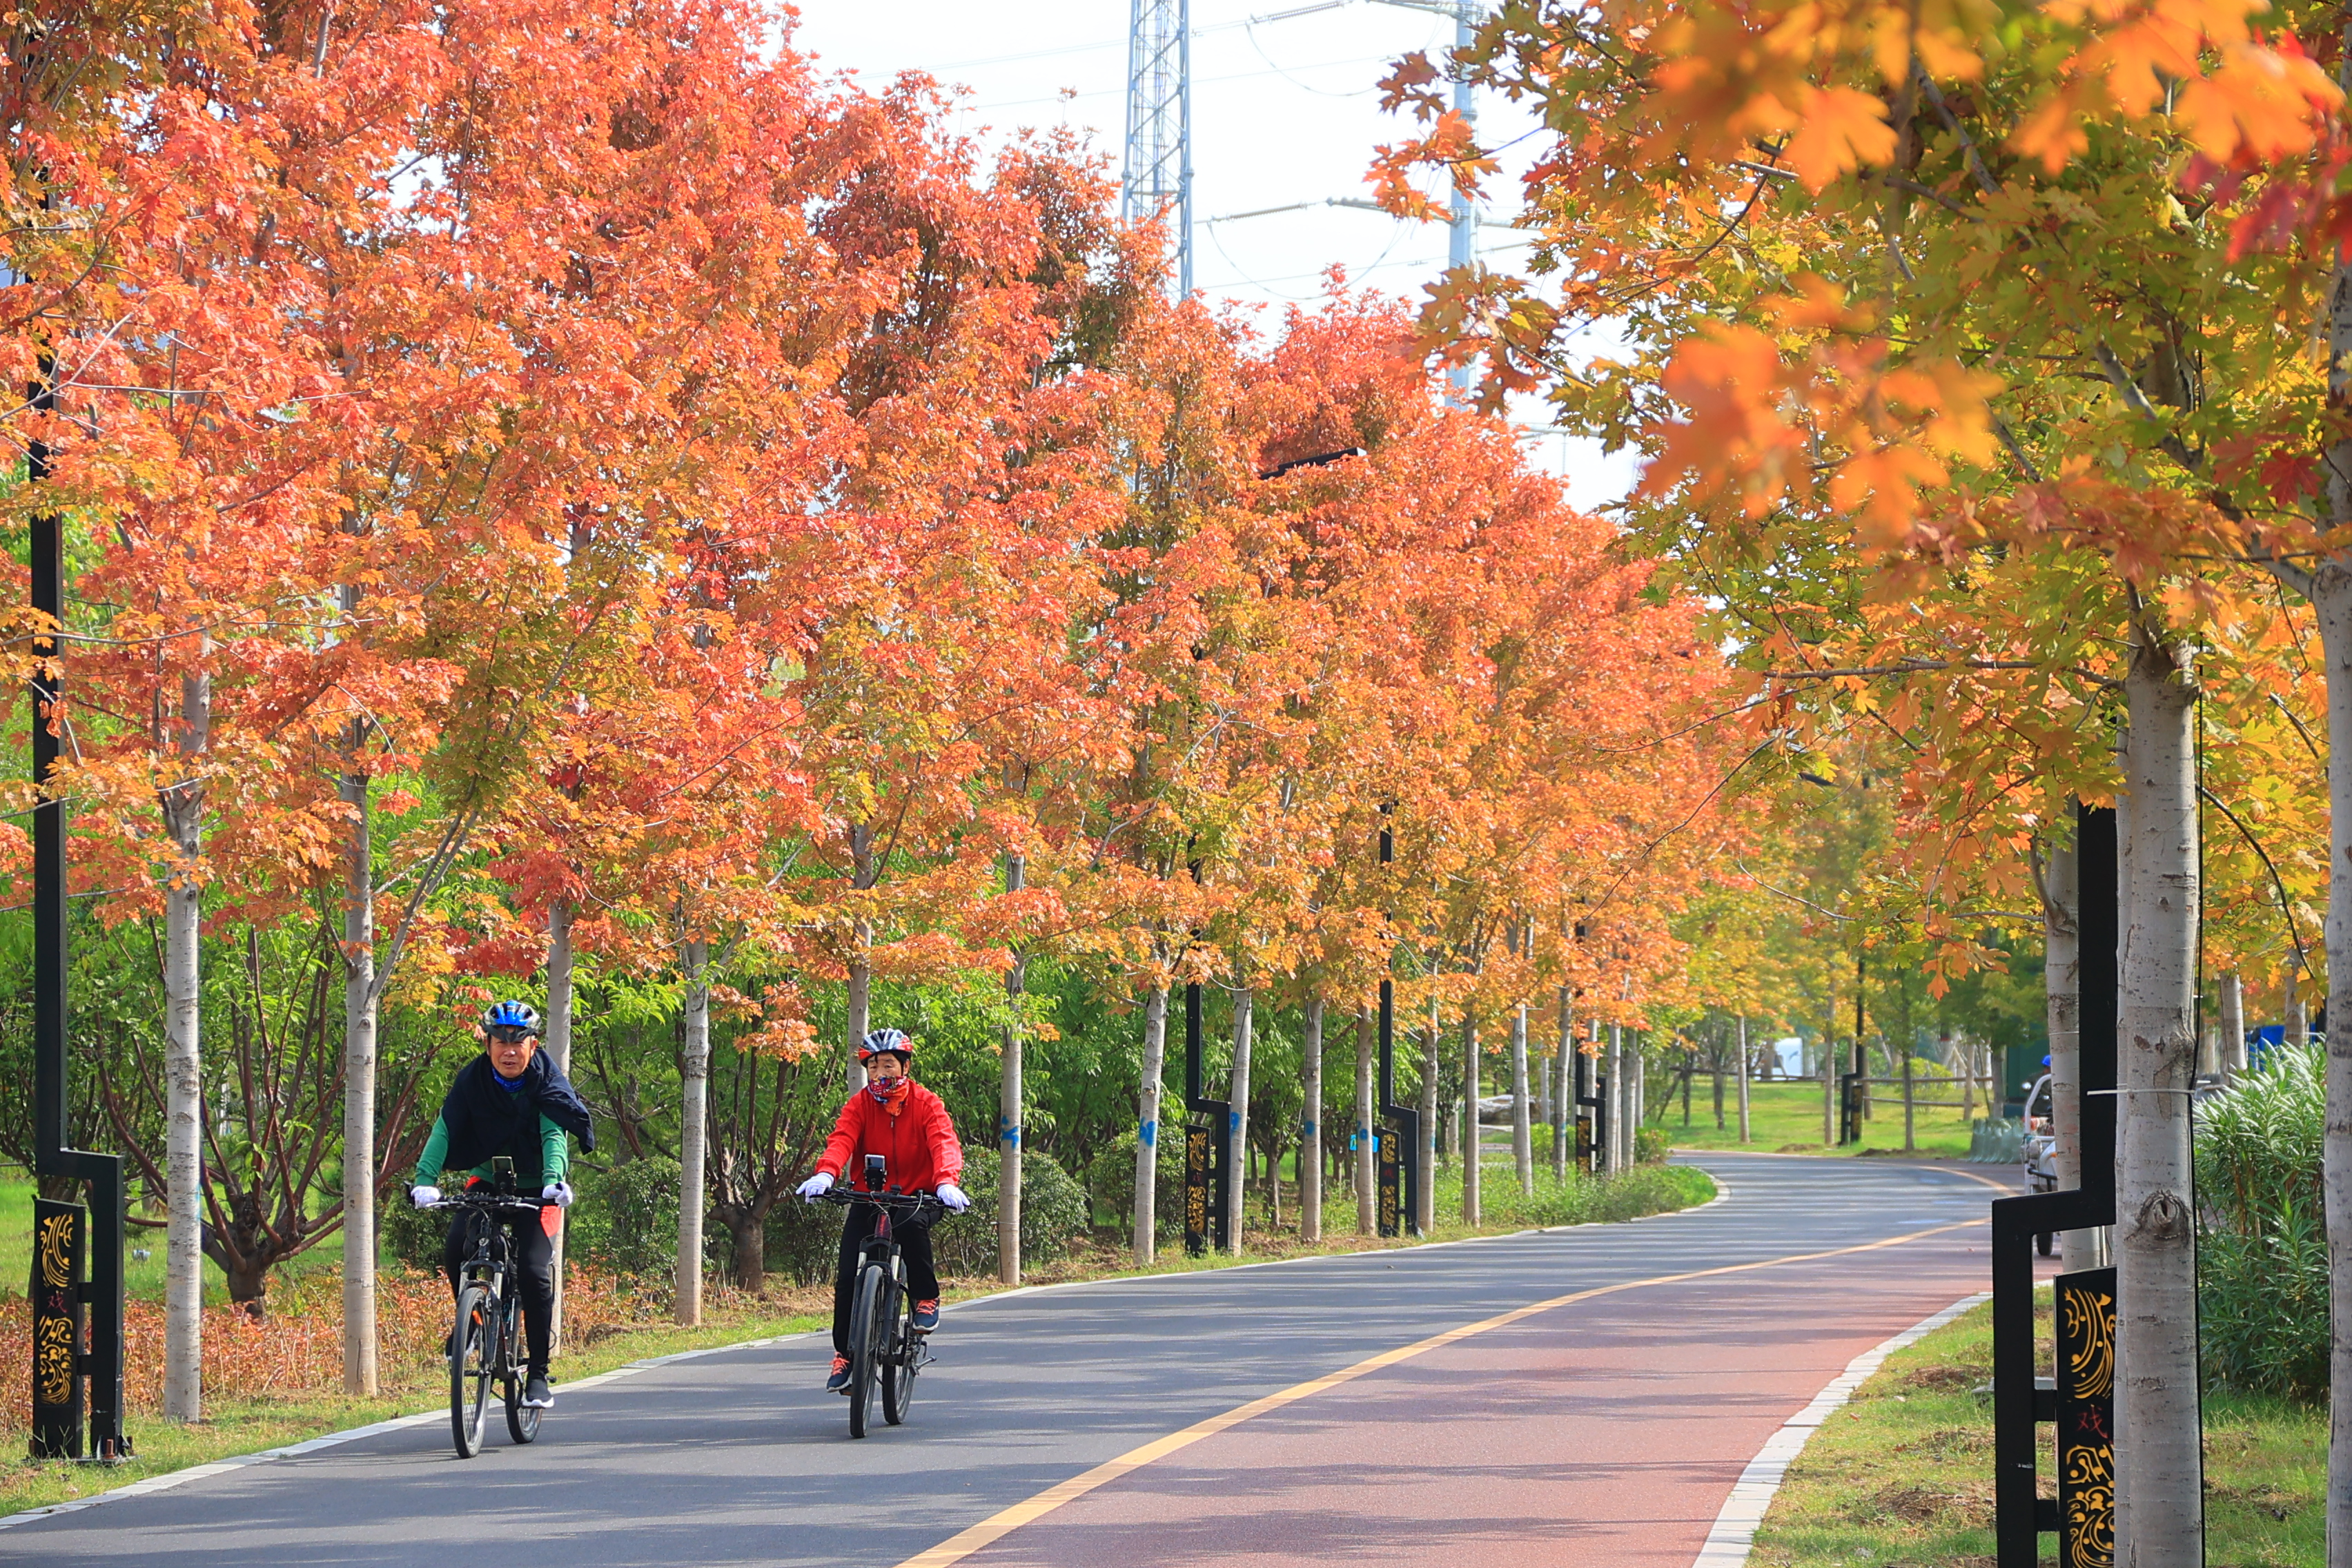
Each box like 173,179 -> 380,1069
35,1314 -> 74,1407
2061,1278 -> 2117,1568
37,1212 -> 72,1290
2064,1278 -> 2116,1400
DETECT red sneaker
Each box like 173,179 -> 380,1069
912,1299 -> 940,1333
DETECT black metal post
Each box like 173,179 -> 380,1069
1374,815 -> 1419,1235
1992,801 -> 2115,1564
1182,981 -> 1229,1253
27,373 -> 128,1462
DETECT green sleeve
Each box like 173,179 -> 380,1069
539,1115 -> 569,1186
412,1115 -> 451,1190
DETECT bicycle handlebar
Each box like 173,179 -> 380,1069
430,1192 -> 547,1216
816,1187 -> 946,1217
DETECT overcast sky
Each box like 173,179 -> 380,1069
785,1 -> 1640,511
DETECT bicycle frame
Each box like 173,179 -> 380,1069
441,1191 -> 545,1380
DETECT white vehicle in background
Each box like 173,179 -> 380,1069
2021,1071 -> 2057,1255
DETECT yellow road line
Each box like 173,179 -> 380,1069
892,1217 -> 1983,1568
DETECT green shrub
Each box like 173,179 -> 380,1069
2200,1198 -> 2329,1400
1424,1162 -> 1712,1229
574,1155 -> 681,1277
763,1193 -> 844,1288
2196,1048 -> 2327,1401
1634,1126 -> 1671,1164
1084,1129 -> 1186,1238
932,1146 -> 1088,1277
2197,1044 -> 2322,1232
380,1189 -> 448,1273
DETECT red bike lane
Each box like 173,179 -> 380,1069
936,1217 -> 1995,1568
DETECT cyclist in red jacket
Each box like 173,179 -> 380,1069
797,1028 -> 968,1392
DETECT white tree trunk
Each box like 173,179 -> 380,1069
1822,1032 -> 1836,1147
1225,986 -> 1252,1253
1300,995 -> 1323,1244
1736,1015 -> 1752,1144
1605,1023 -> 1624,1175
1629,1033 -> 1645,1155
676,937 -> 710,1326
2287,966 -> 2309,1048
1552,989 -> 1574,1176
845,939 -> 871,1095
2042,833 -> 2094,1271
1510,1001 -> 1533,1196
846,822 -> 875,1093
340,729 -> 378,1396
1134,985 -> 1167,1263
545,899 -> 572,1352
2113,633 -> 2203,1568
2304,566 -> 2352,1567
2219,970 -> 2245,1084
1354,1006 -> 1375,1235
1462,1010 -> 1482,1221
999,853 -> 1026,1285
161,665 -> 208,1423
1418,997 -> 1439,1233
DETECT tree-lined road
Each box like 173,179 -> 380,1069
7,1155 -> 2001,1567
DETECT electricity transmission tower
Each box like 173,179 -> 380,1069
1124,0 -> 1193,297
1126,0 -> 1484,342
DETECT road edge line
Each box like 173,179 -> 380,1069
0,1328 -> 822,1534
1689,1289 -> 1992,1568
890,1218 -> 1985,1568
943,1162 -> 1734,1315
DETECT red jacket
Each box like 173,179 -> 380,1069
816,1079 -> 964,1195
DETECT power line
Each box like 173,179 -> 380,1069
980,51 -> 1401,115
934,0 -> 1358,72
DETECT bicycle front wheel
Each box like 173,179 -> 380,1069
845,1263 -> 885,1439
502,1293 -> 540,1445
881,1282 -> 918,1426
450,1284 -> 495,1459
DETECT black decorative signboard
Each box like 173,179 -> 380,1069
31,1198 -> 84,1458
2056,1266 -> 2117,1568
1376,1123 -> 1400,1237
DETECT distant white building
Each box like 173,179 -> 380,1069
1774,1037 -> 1806,1078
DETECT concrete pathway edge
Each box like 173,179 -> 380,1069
1689,1288 -> 1992,1567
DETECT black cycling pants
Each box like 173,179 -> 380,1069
444,1211 -> 556,1373
832,1204 -> 938,1355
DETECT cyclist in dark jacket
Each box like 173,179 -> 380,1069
409,1001 -> 594,1410
798,1028 -> 968,1391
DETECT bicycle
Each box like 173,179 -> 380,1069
431,1161 -> 553,1459
820,1170 -> 948,1439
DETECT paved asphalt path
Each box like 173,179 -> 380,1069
7,1154 -> 2003,1567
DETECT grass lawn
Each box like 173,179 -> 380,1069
1754,1293 -> 2324,1566
0,1159 -> 1713,1519
1654,1078 -> 1985,1159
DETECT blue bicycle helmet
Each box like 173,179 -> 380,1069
482,1000 -> 542,1037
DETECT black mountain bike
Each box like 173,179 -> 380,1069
821,1173 -> 948,1439
433,1164 -> 550,1458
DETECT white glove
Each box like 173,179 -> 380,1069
936,1182 -> 970,1213
797,1171 -> 834,1201
541,1182 -> 574,1208
411,1185 -> 440,1209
